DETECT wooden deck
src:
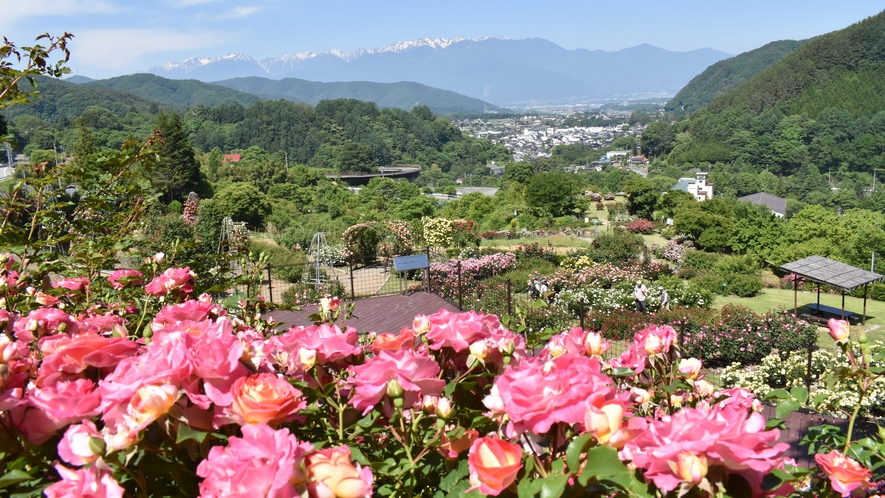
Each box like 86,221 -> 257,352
265,291 -> 459,333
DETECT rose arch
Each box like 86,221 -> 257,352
342,221 -> 413,263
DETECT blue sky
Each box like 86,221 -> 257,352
2,0 -> 883,79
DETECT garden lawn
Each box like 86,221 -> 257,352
481,235 -> 593,253
714,287 -> 885,348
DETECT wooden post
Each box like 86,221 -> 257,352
863,283 -> 868,325
349,259 -> 355,301
841,291 -> 846,320
805,334 -> 814,404
816,282 -> 820,310
457,260 -> 463,310
793,276 -> 798,318
507,278 -> 512,316
579,299 -> 585,330
266,264 -> 273,304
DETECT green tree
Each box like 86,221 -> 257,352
153,113 -> 201,203
623,177 -> 659,219
212,182 -> 272,228
526,173 -> 578,217
334,142 -> 375,173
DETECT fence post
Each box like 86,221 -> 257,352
426,247 -> 431,293
805,334 -> 815,403
507,278 -> 512,316
457,260 -> 463,310
349,258 -> 355,301
266,264 -> 273,304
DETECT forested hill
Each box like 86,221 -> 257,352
212,77 -> 496,115
642,10 -> 885,182
4,77 -> 177,122
89,74 -> 262,108
706,10 -> 885,117
665,39 -> 806,114
186,99 -> 510,173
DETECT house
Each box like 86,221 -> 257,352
222,153 -> 241,164
738,192 -> 787,217
487,160 -> 505,176
671,171 -> 713,201
628,155 -> 649,165
606,150 -> 630,160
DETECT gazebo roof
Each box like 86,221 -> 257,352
780,255 -> 885,291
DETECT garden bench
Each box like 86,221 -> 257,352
805,303 -> 857,321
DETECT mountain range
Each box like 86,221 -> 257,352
148,37 -> 732,106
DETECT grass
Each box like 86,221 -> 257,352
713,287 -> 885,348
481,235 -> 593,253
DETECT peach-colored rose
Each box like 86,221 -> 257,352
412,315 -> 431,335
468,437 -> 522,496
670,452 -> 707,485
369,328 -> 415,354
583,331 -> 610,356
678,358 -> 702,380
127,384 -> 179,430
585,401 -> 625,446
230,373 -> 306,427
306,446 -> 374,498
438,428 -> 478,458
815,451 -> 872,496
827,318 -> 850,343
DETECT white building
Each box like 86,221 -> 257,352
671,172 -> 713,201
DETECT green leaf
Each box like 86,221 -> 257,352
790,386 -> 808,404
775,400 -> 801,419
578,446 -> 630,486
540,473 -> 569,498
812,392 -> 829,408
175,425 -> 208,444
765,388 -> 790,400
566,433 -> 593,473
438,459 -> 470,492
517,477 -> 544,498
608,367 -> 635,377
0,469 -> 32,489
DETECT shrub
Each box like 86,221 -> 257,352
690,273 -> 727,295
250,240 -> 305,283
595,202 -> 605,210
585,229 -> 644,264
681,249 -> 721,271
713,254 -> 760,276
168,199 -> 183,214
682,305 -> 819,368
721,341 -> 885,417
624,218 -> 655,234
514,243 -> 558,264
279,278 -> 345,308
726,274 -> 764,297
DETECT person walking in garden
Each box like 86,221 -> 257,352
659,286 -> 670,311
634,280 -> 648,313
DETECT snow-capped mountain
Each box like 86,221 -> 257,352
148,37 -> 731,105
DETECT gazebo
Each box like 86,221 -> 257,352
780,255 -> 885,324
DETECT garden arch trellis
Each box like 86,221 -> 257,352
342,221 -> 413,267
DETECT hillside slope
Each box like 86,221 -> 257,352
89,74 -> 262,108
213,77 -> 496,115
665,39 -> 806,114
706,11 -> 885,117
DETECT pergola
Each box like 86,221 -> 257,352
780,255 -> 885,324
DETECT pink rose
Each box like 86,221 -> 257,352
627,404 -> 788,493
145,267 -> 195,297
349,349 -> 445,415
107,269 -> 144,290
815,451 -> 872,497
492,353 -> 615,435
38,333 -> 138,382
13,308 -> 78,343
424,309 -> 494,352
77,314 -> 126,335
305,446 -> 374,498
229,373 -> 306,427
52,277 -> 90,293
270,323 -> 360,370
20,379 -> 102,444
197,424 -> 313,498
467,437 -> 522,496
151,300 -> 226,333
58,420 -> 104,466
635,325 -> 676,356
45,462 -> 124,498
827,318 -> 850,343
